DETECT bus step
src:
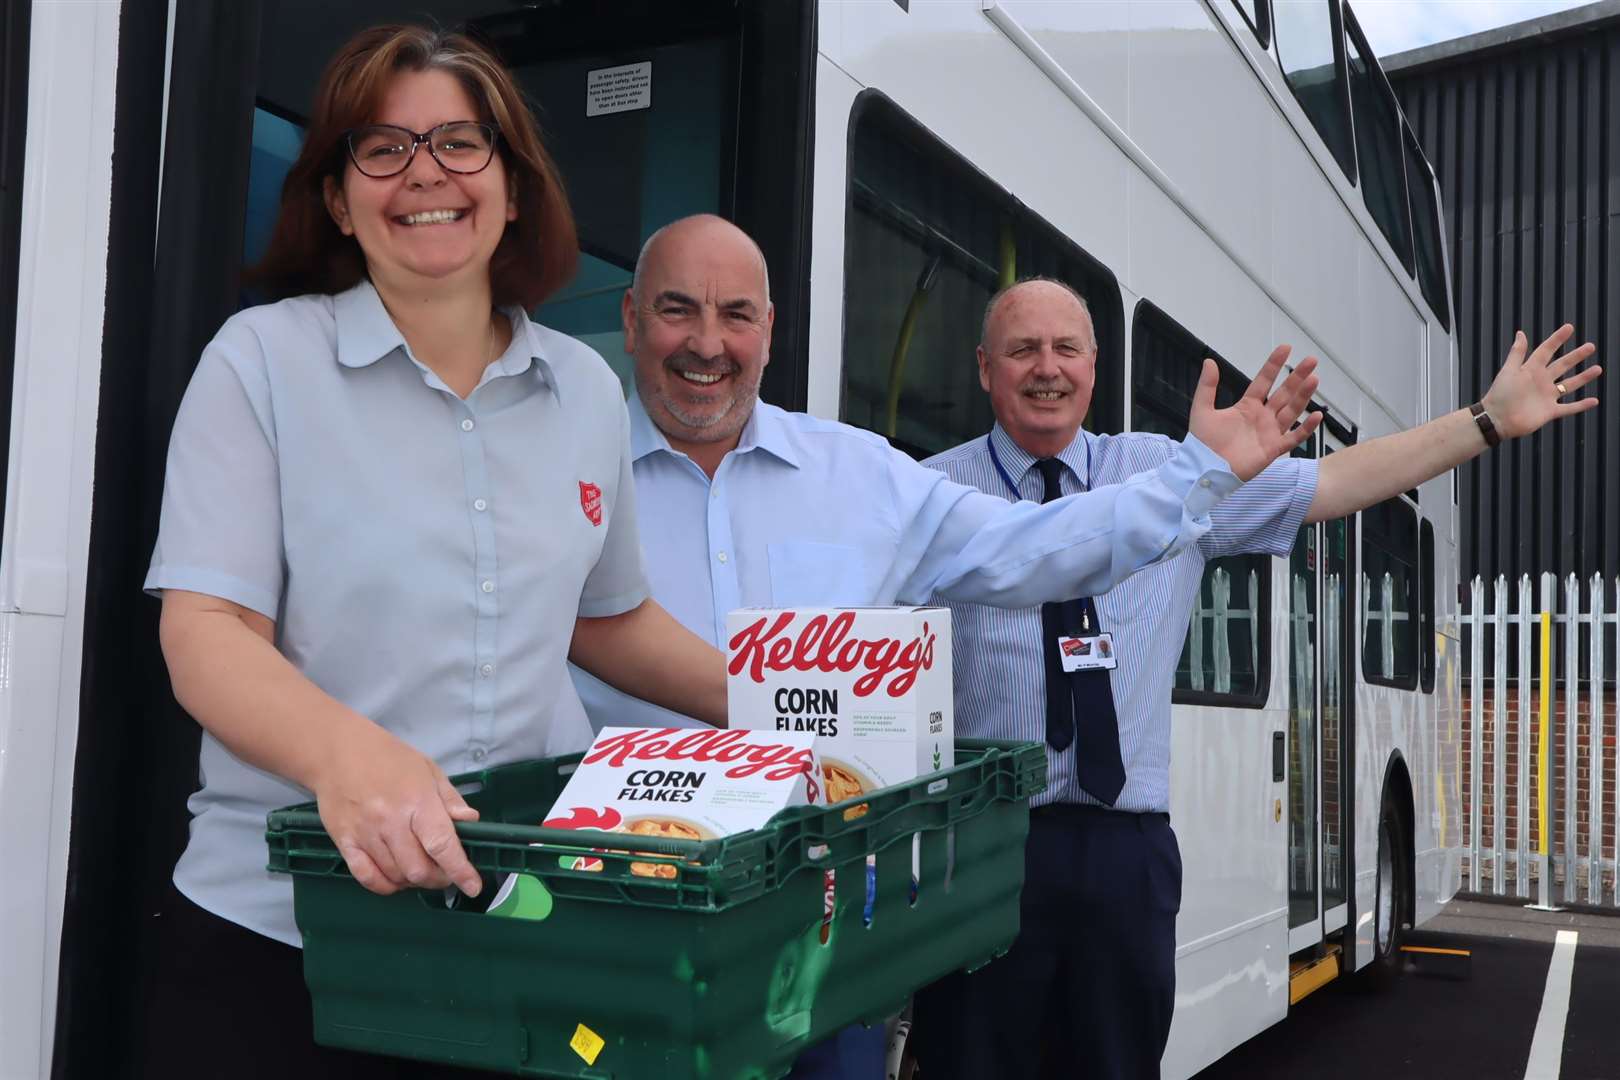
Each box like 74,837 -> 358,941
1288,944 -> 1341,1005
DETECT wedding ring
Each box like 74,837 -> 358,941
1557,382 -> 1568,395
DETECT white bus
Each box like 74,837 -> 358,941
1,1 -> 1458,1076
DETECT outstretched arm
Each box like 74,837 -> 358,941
903,351 -> 1322,607
1307,325 -> 1599,523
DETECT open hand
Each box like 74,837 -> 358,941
1188,345 -> 1322,481
312,719 -> 483,897
1480,325 -> 1600,439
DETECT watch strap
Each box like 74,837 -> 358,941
1469,401 -> 1502,448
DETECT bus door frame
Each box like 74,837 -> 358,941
1286,419 -> 1358,956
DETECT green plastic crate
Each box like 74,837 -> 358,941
265,738 -> 1045,1078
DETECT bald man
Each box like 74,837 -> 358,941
913,277 -> 1599,1079
569,216 -> 1326,1078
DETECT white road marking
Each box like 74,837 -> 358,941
1523,929 -> 1580,1080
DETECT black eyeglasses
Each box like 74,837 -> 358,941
343,121 -> 500,178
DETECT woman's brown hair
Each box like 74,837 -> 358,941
251,25 -> 578,309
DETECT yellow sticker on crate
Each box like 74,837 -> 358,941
570,1023 -> 605,1066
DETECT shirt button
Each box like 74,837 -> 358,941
1200,478 -> 1212,488
461,418 -> 475,432
471,747 -> 487,762
481,580 -> 495,593
474,498 -> 488,512
710,489 -> 719,499
716,551 -> 728,564
480,663 -> 494,677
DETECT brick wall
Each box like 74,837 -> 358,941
1460,685 -> 1617,897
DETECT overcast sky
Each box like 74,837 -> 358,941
1352,0 -> 1595,57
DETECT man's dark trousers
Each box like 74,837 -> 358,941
913,804 -> 1182,1079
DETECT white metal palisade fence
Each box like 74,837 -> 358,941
1464,573 -> 1617,908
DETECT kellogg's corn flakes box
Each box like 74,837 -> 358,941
537,726 -> 824,879
726,607 -> 953,815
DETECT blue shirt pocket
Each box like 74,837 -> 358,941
767,541 -> 868,607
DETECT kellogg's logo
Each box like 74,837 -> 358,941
579,481 -> 603,527
727,611 -> 936,698
582,727 -> 817,782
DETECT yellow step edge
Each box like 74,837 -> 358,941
1288,947 -> 1340,1005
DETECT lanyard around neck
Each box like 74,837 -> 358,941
986,430 -> 1093,501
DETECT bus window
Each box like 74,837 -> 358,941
1404,126 -> 1451,329
1343,10 -> 1415,273
1272,0 -> 1356,184
1231,0 -> 1270,48
841,92 -> 1124,458
241,106 -> 303,306
1361,496 -> 1419,689
1130,301 -> 1270,707
1420,516 -> 1436,693
515,34 -> 737,389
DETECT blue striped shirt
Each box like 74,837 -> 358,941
926,425 -> 1318,813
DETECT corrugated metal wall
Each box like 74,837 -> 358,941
1392,22 -> 1620,586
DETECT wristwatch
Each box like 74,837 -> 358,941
1469,401 -> 1501,448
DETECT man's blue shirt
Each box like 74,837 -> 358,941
574,396 -> 1242,732
925,424 -> 1319,812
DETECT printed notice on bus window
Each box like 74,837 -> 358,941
587,62 -> 651,117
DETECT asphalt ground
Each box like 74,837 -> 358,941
1194,899 -> 1620,1080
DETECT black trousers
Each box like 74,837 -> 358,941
140,883 -> 492,1079
912,805 -> 1182,1080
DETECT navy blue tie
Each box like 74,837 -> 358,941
1036,458 -> 1127,806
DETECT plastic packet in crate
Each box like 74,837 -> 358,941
726,606 -> 954,817
483,727 -> 825,917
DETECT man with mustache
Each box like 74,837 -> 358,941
571,214 -> 1323,1077
911,277 -> 1600,1080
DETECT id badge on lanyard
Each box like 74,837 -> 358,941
1057,631 -> 1118,672
1055,597 -> 1118,672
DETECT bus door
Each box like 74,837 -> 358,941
1286,427 -> 1354,954
1285,433 -> 1320,953
1319,433 -> 1353,938
55,3 -> 814,1074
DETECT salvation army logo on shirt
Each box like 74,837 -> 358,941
579,481 -> 603,527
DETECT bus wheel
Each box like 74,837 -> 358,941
1362,790 -> 1409,989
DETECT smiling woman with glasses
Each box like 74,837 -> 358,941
139,23 -> 730,1078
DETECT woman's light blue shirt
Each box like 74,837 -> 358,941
145,280 -> 648,945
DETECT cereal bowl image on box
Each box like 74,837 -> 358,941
621,816 -> 713,878
535,727 -> 824,881
820,759 -> 872,806
726,607 -> 954,805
